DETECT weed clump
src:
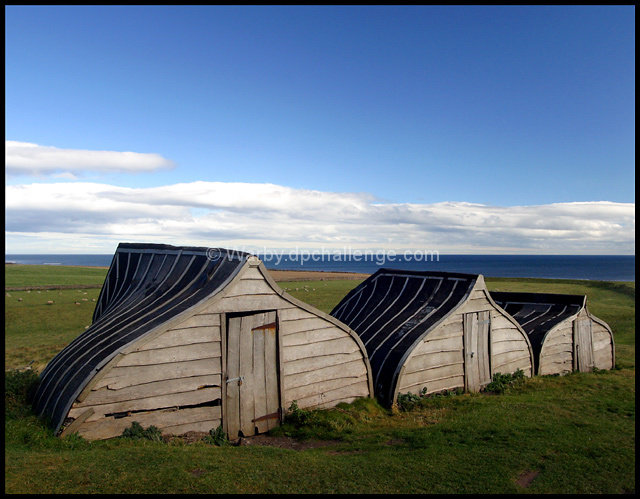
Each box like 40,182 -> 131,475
483,369 -> 526,394
204,425 -> 229,446
121,421 -> 163,442
271,399 -> 386,440
396,387 -> 464,411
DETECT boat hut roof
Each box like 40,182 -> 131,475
32,243 -> 250,433
330,268 -> 478,403
489,291 -> 585,359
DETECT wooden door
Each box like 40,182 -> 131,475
225,311 -> 280,438
573,318 -> 594,372
463,311 -> 491,392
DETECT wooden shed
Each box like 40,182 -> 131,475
330,269 -> 534,406
490,292 -> 615,376
32,243 -> 373,441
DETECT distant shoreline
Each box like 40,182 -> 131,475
5,254 -> 635,282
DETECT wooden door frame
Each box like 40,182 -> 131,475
222,310 -> 282,438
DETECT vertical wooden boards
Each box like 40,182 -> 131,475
574,318 -> 595,372
263,322 -> 280,431
463,311 -> 492,392
252,323 -> 267,433
203,263 -> 371,415
477,310 -> 492,386
225,314 -> 242,439
225,311 -> 280,438
463,312 -> 479,392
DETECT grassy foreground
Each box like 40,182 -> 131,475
4,266 -> 635,494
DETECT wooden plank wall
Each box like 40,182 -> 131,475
398,313 -> 465,396
69,313 -> 224,441
458,287 -> 532,377
488,311 -> 533,377
538,322 -> 574,375
591,317 -> 614,371
68,263 -> 371,440
279,307 -> 370,409
397,285 -> 533,397
200,264 -> 370,411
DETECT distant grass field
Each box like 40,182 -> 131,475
4,265 -> 635,494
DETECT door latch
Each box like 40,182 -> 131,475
227,376 -> 244,386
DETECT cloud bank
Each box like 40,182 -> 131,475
5,141 -> 175,177
5,181 -> 635,254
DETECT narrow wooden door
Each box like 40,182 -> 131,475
463,311 -> 491,392
573,318 -> 594,372
226,311 -> 280,438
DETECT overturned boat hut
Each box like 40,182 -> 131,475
32,243 -> 372,441
330,269 -> 534,406
489,292 -> 615,375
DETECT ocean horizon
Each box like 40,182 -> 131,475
4,253 -> 635,282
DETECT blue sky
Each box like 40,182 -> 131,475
5,6 -> 635,255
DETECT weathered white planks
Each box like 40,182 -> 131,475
71,258 -> 372,441
538,350 -> 573,375
117,342 -> 221,367
405,349 -> 463,373
69,386 -> 221,421
283,351 -> 365,376
282,337 -> 361,363
492,355 -> 531,376
284,359 -> 366,390
137,325 -> 220,350
285,379 -> 369,409
574,318 -> 595,372
77,406 -> 222,441
281,317 -> 343,335
400,362 -> 464,389
174,313 -> 221,329
541,341 -> 573,356
281,327 -> 345,347
402,374 -> 466,396
75,374 -> 222,407
491,338 -> 529,356
95,358 -> 222,390
278,307 -> 318,322
223,277 -> 277,298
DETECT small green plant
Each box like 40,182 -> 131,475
397,386 -> 464,411
121,421 -> 163,442
396,391 -> 421,411
286,400 -> 320,427
269,400 -> 357,440
204,425 -> 229,446
484,369 -> 526,394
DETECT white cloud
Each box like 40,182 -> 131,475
4,181 -> 635,254
5,141 -> 175,177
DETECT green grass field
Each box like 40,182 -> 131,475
4,265 -> 635,494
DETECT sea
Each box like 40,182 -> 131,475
4,253 -> 635,282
